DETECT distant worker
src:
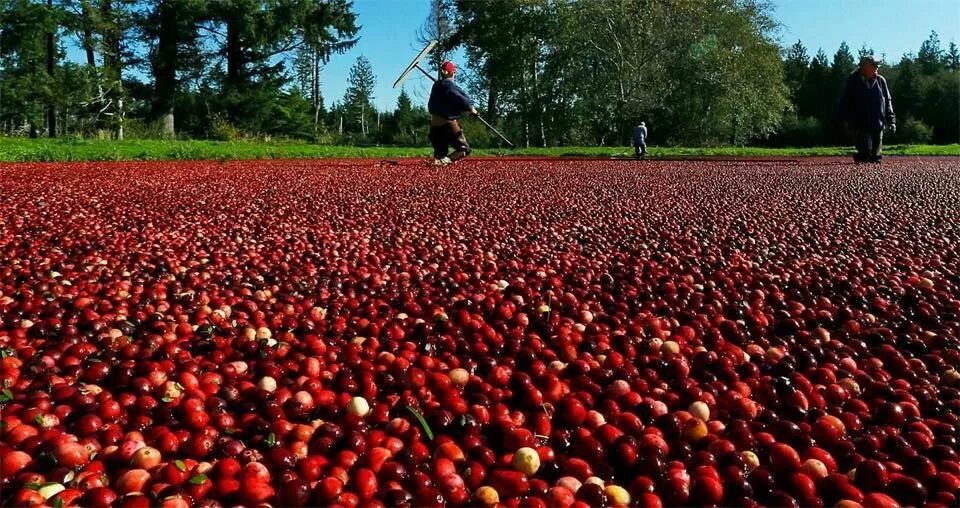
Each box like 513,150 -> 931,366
427,61 -> 478,166
633,122 -> 648,159
836,55 -> 896,163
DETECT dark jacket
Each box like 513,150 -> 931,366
428,79 -> 472,120
633,125 -> 647,145
837,71 -> 895,131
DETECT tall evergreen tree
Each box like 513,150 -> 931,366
831,42 -> 856,81
796,49 -> 829,119
143,0 -> 206,137
202,0 -> 358,133
783,40 -> 809,106
97,0 -> 136,138
45,0 -> 58,137
946,42 -> 960,71
384,87 -> 426,144
891,56 -> 922,122
917,30 -> 944,74
0,0 -> 60,136
343,55 -> 375,135
394,88 -> 415,133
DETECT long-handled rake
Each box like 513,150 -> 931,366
393,41 -> 515,148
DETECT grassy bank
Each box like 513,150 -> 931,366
0,138 -> 958,162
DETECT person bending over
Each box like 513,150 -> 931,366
428,61 -> 478,166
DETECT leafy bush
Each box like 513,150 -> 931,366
893,118 -> 934,144
764,115 -> 826,147
210,117 -> 242,142
122,119 -> 172,140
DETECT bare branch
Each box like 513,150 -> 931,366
197,24 -> 226,39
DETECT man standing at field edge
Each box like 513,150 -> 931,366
633,122 -> 648,159
836,55 -> 896,164
428,61 -> 478,166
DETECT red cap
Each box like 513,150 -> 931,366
441,61 -> 456,76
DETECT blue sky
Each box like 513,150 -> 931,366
320,0 -> 440,110
328,0 -> 960,110
773,0 -> 960,62
65,0 -> 959,111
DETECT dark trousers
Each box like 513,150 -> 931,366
853,128 -> 883,162
429,119 -> 471,160
634,141 -> 646,158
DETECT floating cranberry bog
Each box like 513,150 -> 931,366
1,157 -> 959,508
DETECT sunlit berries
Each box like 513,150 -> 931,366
0,158 -> 957,506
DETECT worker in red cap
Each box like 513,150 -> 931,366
427,60 -> 478,166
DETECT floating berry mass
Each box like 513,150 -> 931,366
1,158 -> 959,507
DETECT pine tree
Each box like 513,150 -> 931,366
144,0 -> 206,137
0,0 -> 60,136
891,56 -> 921,121
802,50 -> 833,124
917,31 -> 944,74
946,42 -> 960,71
783,41 -> 809,106
395,89 -> 414,129
393,88 -> 421,141
343,55 -> 376,135
831,42 -> 856,80
826,41 -> 857,142
204,0 -> 358,133
97,0 -> 137,139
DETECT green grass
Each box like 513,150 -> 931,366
0,137 -> 957,162
485,144 -> 960,158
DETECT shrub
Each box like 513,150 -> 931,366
121,119 -> 172,140
210,116 -> 242,142
765,115 -> 826,147
892,118 -> 934,144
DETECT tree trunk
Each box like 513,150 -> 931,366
521,62 -> 530,148
46,0 -> 56,138
311,48 -> 320,108
152,0 -> 177,137
225,12 -> 244,121
731,106 -> 738,146
118,97 -> 124,140
100,1 -> 121,81
100,0 -> 123,138
434,0 -> 442,78
540,108 -> 546,147
80,0 -> 96,67
486,85 -> 498,119
312,47 -> 320,135
226,18 -> 243,86
533,45 -> 545,147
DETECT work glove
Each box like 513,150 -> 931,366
469,107 -> 479,117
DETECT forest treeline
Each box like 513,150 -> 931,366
0,0 -> 956,147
